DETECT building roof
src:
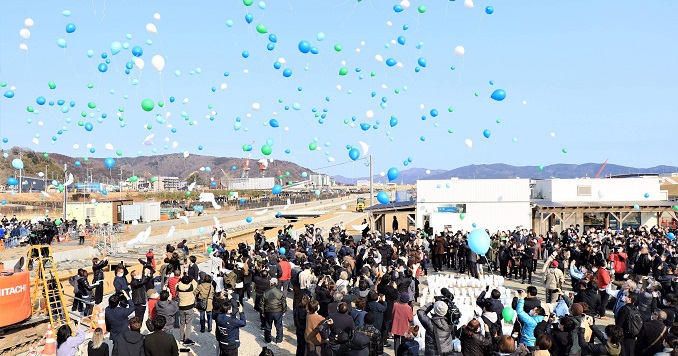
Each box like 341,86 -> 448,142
365,200 -> 416,212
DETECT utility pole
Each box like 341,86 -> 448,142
63,164 -> 68,222
369,155 -> 374,232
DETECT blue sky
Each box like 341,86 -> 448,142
1,0 -> 676,177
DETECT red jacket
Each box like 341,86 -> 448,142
597,268 -> 611,290
278,260 -> 291,281
168,276 -> 180,299
609,252 -> 627,274
391,302 -> 413,336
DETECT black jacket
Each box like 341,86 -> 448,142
634,319 -> 667,354
477,290 -> 504,316
77,277 -> 95,298
130,276 -> 149,305
366,301 -> 387,331
144,331 -> 178,356
112,330 -> 144,356
187,263 -> 199,282
92,260 -> 108,283
511,296 -> 541,312
460,332 -> 492,356
574,290 -> 601,316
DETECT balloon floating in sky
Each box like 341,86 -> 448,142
348,148 -> 360,161
465,139 -> 473,148
11,158 -> 24,170
454,46 -> 465,56
490,89 -> 506,101
104,157 -> 115,168
387,167 -> 399,181
141,99 -> 154,112
468,229 -> 490,254
485,6 -> 494,14
376,191 -> 390,204
483,129 -> 491,138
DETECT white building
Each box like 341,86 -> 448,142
310,174 -> 332,187
416,179 -> 532,233
415,177 -> 676,235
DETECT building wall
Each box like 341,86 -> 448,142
534,177 -> 661,202
65,202 -> 114,224
417,201 -> 532,234
417,179 -> 531,203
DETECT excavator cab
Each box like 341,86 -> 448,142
356,197 -> 366,212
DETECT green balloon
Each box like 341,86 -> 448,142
285,172 -> 290,176
243,0 -> 253,5
57,184 -> 64,193
394,89 -> 400,94
674,205 -> 678,211
150,177 -> 157,183
459,213 -> 465,220
185,191 -> 191,196
118,107 -> 125,112
496,119 -> 501,124
48,81 -> 56,89
87,83 -> 94,89
309,142 -> 317,151
43,153 -> 49,159
27,106 -> 34,113
0,82 -> 6,87
538,166 -> 544,171
256,24 -> 268,34
129,176 -> 139,182
448,107 -> 454,112
78,121 -> 84,126
474,92 -> 479,97
418,5 -> 427,13
141,99 -> 154,112
88,102 -> 96,109
279,175 -> 283,179
339,67 -> 348,76
562,148 -> 568,154
448,129 -> 454,134
54,218 -> 62,226
146,125 -> 153,130
158,101 -> 164,107
370,72 -> 376,77
81,111 -> 87,118
116,150 -> 123,156
229,191 -> 235,197
502,307 -> 515,323
83,157 -> 89,162
261,144 -> 272,156
207,247 -> 214,253
344,119 -> 349,124
334,44 -> 342,52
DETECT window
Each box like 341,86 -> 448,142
437,204 -> 466,213
86,207 -> 96,217
577,186 -> 591,196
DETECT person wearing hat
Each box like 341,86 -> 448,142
146,289 -> 159,320
417,301 -> 454,356
544,259 -> 565,303
391,292 -> 414,352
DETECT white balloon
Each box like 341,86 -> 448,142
336,85 -> 342,90
200,167 -> 205,171
220,83 -> 227,90
522,101 -> 527,105
358,141 -> 370,157
464,139 -> 473,148
426,170 -> 431,174
464,0 -> 474,8
41,191 -> 50,197
19,43 -> 28,51
598,189 -> 605,198
341,204 -> 347,210
38,121 -> 44,126
380,172 -> 386,177
135,58 -> 145,70
454,46 -> 465,56
420,104 -> 425,109
172,141 -> 179,149
182,97 -> 189,104
32,138 -> 39,145
284,127 -> 289,131
386,21 -> 392,26
38,172 -> 45,177
19,29 -> 30,40
550,132 -> 556,138
183,151 -> 190,158
153,13 -> 161,21
396,62 -> 403,68
400,0 -> 411,8
72,144 -> 80,149
366,110 -> 374,119
24,18 -> 34,28
146,23 -> 157,34
151,55 -> 165,72
375,54 -> 383,62
252,103 -> 260,110
166,225 -> 176,238
105,143 -> 114,150
86,143 -> 93,149
278,57 -> 286,64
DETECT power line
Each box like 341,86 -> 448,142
312,157 -> 367,171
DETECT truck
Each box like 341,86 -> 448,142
356,197 -> 366,212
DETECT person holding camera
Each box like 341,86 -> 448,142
416,301 -> 455,356
515,290 -> 546,351
104,290 -> 135,345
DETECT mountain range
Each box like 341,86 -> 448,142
332,163 -> 678,185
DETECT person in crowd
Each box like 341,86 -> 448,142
417,301 -> 455,356
129,269 -> 150,321
635,309 -> 668,355
176,274 -> 198,345
355,312 -> 384,356
294,295 -> 310,356
515,290 -> 545,351
91,258 -> 109,304
615,292 -> 641,356
544,260 -> 564,303
391,292 -> 413,352
260,278 -> 286,344
194,273 -> 215,333
155,290 -> 179,335
579,324 -> 623,356
144,316 -> 179,356
56,322 -> 87,356
460,319 -> 493,356
86,328 -> 109,356
306,300 -> 328,356
104,291 -> 135,345
77,269 -> 97,317
111,317 -> 144,356
215,303 -> 247,356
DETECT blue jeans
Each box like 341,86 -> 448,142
264,311 -> 283,343
200,310 -> 213,332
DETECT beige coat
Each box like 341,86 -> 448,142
194,281 -> 215,312
543,267 -> 564,290
176,280 -> 198,308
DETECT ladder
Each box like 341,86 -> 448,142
27,245 -> 75,334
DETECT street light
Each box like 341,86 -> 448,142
63,164 -> 68,222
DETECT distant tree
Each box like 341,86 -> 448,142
186,172 -> 204,185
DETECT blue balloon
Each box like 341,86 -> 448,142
298,40 -> 311,53
98,63 -> 108,72
644,193 -> 650,198
387,167 -> 399,181
232,166 -> 237,170
669,232 -> 676,240
268,34 -> 277,43
85,122 -> 94,131
397,36 -> 406,45
131,46 -> 143,57
282,68 -> 292,77
485,6 -> 494,14
267,43 -> 275,51
273,61 -> 281,69
301,172 -> 308,178
246,216 -> 253,223
390,117 -> 398,127
11,158 -> 24,170
7,177 -> 18,186
226,20 -> 233,27
211,182 -> 217,187
65,23 -> 76,33
285,149 -> 290,154
3,91 -> 15,99
239,198 -> 246,204
279,247 -> 286,255
385,58 -> 397,67
310,46 -> 319,54
483,129 -> 491,138
468,229 -> 491,254
360,123 -> 371,131
36,96 -> 46,105
430,109 -> 438,117
101,189 -> 108,196
245,13 -> 254,24
490,89 -> 506,101
110,41 -> 122,55
348,148 -> 360,161
393,4 -> 404,12
272,184 -> 283,195
104,157 -> 115,168
269,119 -> 279,127
377,191 -> 390,204
242,51 -> 249,58
169,97 -> 175,103
418,57 -> 427,67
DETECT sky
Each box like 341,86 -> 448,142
1,0 -> 676,178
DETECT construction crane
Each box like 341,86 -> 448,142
594,159 -> 609,178
241,141 -> 255,179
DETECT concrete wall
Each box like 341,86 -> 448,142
534,177 -> 661,202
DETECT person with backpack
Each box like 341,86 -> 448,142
396,326 -> 420,356
69,269 -> 83,313
634,309 -> 668,355
417,301 -> 455,356
615,292 -> 643,356
479,300 -> 502,345
391,292 -> 413,352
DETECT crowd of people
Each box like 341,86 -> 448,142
0,214 -> 95,248
51,217 -> 678,356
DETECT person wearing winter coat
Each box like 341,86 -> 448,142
396,326 -> 420,356
91,258 -> 108,304
214,303 -> 247,355
610,247 -> 628,281
111,317 -> 144,356
155,290 -> 179,334
194,274 -> 215,333
549,316 -> 579,356
544,260 -> 565,303
635,310 -> 668,355
129,270 -> 150,321
175,275 -> 198,344
417,301 -> 455,356
515,291 -> 546,350
366,290 -> 387,332
391,293 -> 413,352
77,270 -> 96,317
579,324 -> 623,356
104,291 -> 135,345
460,319 -> 493,356
476,287 -> 504,317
